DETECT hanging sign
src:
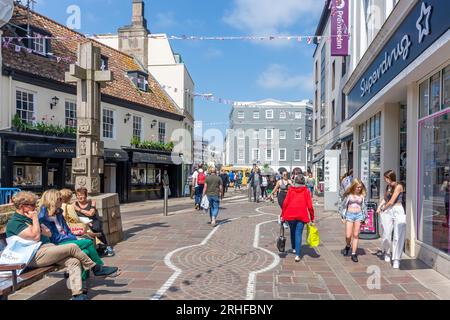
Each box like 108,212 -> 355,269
331,0 -> 349,56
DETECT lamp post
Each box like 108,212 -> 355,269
305,142 -> 310,173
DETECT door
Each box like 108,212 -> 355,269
47,163 -> 62,189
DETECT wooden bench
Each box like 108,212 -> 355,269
0,232 -> 58,300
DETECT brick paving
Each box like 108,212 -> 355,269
8,191 -> 450,300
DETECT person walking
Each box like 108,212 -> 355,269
280,175 -> 315,262
202,167 -> 223,227
250,168 -> 262,203
269,171 -> 293,208
261,175 -> 268,199
306,172 -> 316,199
219,169 -> 229,199
193,168 -> 206,210
235,171 -> 242,190
377,170 -> 406,269
338,179 -> 368,263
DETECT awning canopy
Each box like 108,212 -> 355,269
132,151 -> 182,165
7,140 -> 76,159
104,149 -> 129,162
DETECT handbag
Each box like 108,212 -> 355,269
200,195 -> 210,210
276,224 -> 286,253
0,236 -> 42,276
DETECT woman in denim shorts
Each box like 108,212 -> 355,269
338,179 -> 368,263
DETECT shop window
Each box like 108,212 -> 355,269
16,90 -> 35,124
418,109 -> 450,255
430,72 -> 441,115
419,80 -> 430,118
131,164 -> 147,185
65,101 -> 77,129
13,164 -> 42,187
147,166 -> 156,184
443,66 -> 450,109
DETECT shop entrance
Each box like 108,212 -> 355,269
47,162 -> 63,189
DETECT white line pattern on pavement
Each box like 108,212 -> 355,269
151,210 -> 278,300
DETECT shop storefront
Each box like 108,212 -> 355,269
124,149 -> 183,203
344,0 -> 450,276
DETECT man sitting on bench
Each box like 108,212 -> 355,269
6,191 -> 113,300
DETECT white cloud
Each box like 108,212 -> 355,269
257,64 -> 313,91
224,0 -> 322,35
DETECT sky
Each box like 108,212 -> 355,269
32,0 -> 324,136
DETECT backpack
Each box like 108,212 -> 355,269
197,172 -> 206,185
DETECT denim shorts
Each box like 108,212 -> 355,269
346,212 -> 364,222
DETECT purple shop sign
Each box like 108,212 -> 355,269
331,0 -> 349,56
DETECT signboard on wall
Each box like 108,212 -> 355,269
331,0 -> 349,56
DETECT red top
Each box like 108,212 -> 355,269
281,186 -> 315,223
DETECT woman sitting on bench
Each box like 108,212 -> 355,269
38,189 -> 118,283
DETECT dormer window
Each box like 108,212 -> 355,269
128,71 -> 148,92
100,55 -> 109,71
16,25 -> 51,57
33,32 -> 46,55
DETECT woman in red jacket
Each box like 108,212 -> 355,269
281,175 -> 315,262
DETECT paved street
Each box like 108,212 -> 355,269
9,190 -> 450,300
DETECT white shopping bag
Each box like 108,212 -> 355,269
0,236 -> 42,277
200,195 -> 210,210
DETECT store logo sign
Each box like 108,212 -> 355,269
416,2 -> 432,43
360,35 -> 412,97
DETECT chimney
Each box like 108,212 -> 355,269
118,0 -> 149,67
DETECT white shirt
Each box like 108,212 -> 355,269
192,171 -> 199,187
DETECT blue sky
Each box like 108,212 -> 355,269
33,0 -> 323,135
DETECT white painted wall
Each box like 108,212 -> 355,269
1,79 -> 181,150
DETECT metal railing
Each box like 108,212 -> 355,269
0,188 -> 22,205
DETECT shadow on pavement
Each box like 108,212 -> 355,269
124,222 -> 169,240
399,259 -> 432,271
300,245 -> 321,258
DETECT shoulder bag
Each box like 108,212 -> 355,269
276,224 -> 286,253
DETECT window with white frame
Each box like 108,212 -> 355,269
33,32 -> 46,55
238,148 -> 244,161
295,128 -> 302,139
280,111 -> 286,119
253,111 -> 260,119
266,149 -> 273,161
279,130 -> 286,140
237,111 -> 245,119
253,129 -> 259,140
158,122 -> 166,143
295,111 -> 302,119
266,110 -> 274,119
238,130 -> 245,139
252,149 -> 260,161
294,150 -> 301,161
133,115 -> 142,141
16,89 -> 35,124
102,109 -> 114,139
65,101 -> 77,129
266,128 -> 273,140
279,149 -> 287,161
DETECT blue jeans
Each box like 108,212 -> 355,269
287,220 -> 305,256
195,185 -> 204,205
207,195 -> 220,219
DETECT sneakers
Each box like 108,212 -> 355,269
393,260 -> 400,269
211,218 -> 216,227
92,265 -> 119,277
295,256 -> 301,262
341,245 -> 351,256
71,293 -> 89,300
351,254 -> 359,263
384,253 -> 391,263
103,246 -> 115,257
291,249 -> 296,254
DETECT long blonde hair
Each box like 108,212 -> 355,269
40,189 -> 62,216
343,178 -> 367,198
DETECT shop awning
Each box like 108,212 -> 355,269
132,151 -> 183,165
7,140 -> 76,159
104,149 -> 129,162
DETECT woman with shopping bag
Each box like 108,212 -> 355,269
280,175 -> 315,262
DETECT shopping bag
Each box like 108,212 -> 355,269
276,225 -> 286,253
200,195 -> 210,210
0,236 -> 42,277
306,223 -> 320,248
